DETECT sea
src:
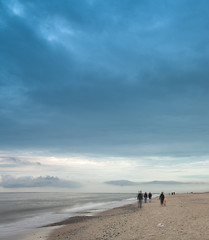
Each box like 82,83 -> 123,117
0,192 -> 141,240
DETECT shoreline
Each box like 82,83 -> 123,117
16,200 -> 138,240
47,193 -> 209,240
3,192 -> 137,240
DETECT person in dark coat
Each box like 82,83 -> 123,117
144,192 -> 148,203
137,191 -> 143,208
159,192 -> 165,206
148,192 -> 152,202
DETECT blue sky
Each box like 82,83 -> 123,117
1,0 -> 209,192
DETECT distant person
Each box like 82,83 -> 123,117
148,192 -> 152,202
137,191 -> 143,208
144,192 -> 148,203
159,192 -> 165,206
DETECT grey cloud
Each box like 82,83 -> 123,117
1,175 -> 81,188
182,175 -> 209,179
105,180 -> 138,186
0,157 -> 41,168
1,0 -> 209,158
105,180 -> 206,186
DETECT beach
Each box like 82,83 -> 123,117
47,193 -> 209,240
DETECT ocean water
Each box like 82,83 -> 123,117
0,192 -> 139,240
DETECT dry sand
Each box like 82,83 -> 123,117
47,193 -> 209,240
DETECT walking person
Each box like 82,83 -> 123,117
144,192 -> 148,203
148,192 -> 152,202
159,192 -> 165,206
137,191 -> 143,208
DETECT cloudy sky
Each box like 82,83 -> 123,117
1,0 -> 209,192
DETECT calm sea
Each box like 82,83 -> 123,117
0,192 -> 138,240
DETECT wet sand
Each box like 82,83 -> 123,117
47,193 -> 209,240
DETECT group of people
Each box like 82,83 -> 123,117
137,191 -> 166,208
137,191 -> 152,208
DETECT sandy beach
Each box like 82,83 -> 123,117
46,193 -> 209,240
17,226 -> 60,240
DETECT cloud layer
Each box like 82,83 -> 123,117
1,0 -> 209,158
104,180 -> 205,186
1,175 -> 81,188
1,1 -> 209,190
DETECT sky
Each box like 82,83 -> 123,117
1,0 -> 209,193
